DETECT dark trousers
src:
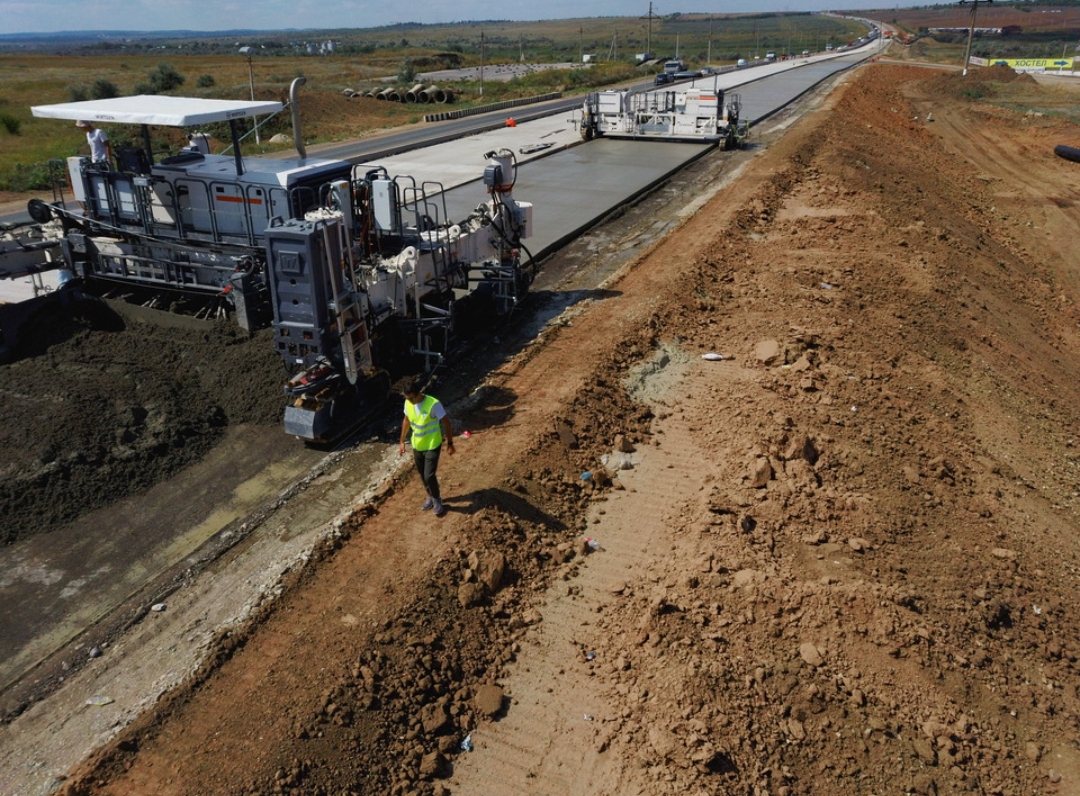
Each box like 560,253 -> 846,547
412,447 -> 442,501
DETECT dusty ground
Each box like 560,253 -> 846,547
5,61 -> 1080,796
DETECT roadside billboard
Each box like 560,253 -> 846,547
970,56 -> 1074,72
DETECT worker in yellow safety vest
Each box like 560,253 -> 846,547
399,378 -> 455,516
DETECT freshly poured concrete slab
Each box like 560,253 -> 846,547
352,47 -> 875,266
734,52 -> 871,123
440,138 -> 713,261
355,114 -> 583,193
355,114 -> 712,264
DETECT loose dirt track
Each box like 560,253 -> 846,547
7,62 -> 1080,796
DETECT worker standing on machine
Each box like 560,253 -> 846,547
399,378 -> 455,517
75,120 -> 113,167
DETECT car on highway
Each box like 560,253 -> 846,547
654,73 -> 674,85
737,58 -> 748,68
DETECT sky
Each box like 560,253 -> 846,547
3,0 -> 890,35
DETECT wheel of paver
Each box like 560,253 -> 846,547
1054,144 -> 1080,163
28,198 -> 54,224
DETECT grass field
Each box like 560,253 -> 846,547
884,3 -> 1080,36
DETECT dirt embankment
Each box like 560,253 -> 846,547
9,63 -> 1080,796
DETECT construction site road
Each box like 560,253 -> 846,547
0,67 -> 834,796
7,59 -> 1080,796
0,50 -> 878,705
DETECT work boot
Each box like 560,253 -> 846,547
421,496 -> 435,511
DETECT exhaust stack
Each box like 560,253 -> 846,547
290,77 -> 307,159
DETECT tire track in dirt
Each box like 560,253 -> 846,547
448,358 -> 730,795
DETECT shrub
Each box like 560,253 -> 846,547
141,63 -> 186,94
0,112 -> 20,135
68,85 -> 90,102
0,161 -> 55,192
91,79 -> 119,99
196,74 -> 216,88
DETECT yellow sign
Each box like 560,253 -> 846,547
975,57 -> 1075,71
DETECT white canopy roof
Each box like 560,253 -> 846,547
31,95 -> 283,127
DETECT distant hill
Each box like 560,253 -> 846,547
0,29 -> 308,53
0,30 -> 283,41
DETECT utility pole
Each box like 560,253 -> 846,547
641,2 -> 660,58
580,26 -> 584,64
480,30 -> 485,97
708,15 -> 713,64
960,0 -> 991,77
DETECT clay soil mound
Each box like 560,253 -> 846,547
8,62 -> 1080,796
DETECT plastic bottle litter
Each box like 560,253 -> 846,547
460,733 -> 474,752
821,282 -> 834,289
461,431 -> 472,439
150,603 -> 167,612
585,651 -> 596,661
86,696 -> 114,706
701,352 -> 725,361
583,714 -> 594,721
580,471 -> 592,481
585,537 -> 602,551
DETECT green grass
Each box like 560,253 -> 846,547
993,85 -> 1080,124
